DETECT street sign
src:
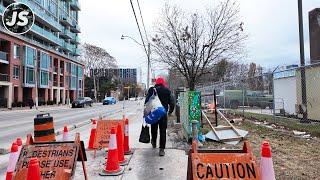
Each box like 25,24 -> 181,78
14,142 -> 79,180
188,141 -> 260,180
93,119 -> 124,149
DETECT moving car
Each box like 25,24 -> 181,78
72,97 -> 92,108
103,97 -> 116,105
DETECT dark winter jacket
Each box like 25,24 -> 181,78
145,84 -> 175,114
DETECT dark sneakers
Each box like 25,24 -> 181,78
159,149 -> 165,156
151,140 -> 156,148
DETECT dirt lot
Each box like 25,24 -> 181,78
201,113 -> 320,180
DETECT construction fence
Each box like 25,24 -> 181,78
196,63 -> 320,122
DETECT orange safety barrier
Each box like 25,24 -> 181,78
34,113 -> 56,142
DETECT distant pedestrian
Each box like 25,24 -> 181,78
28,99 -> 34,109
145,77 -> 174,156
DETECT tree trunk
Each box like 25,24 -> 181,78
188,80 -> 195,91
93,75 -> 97,102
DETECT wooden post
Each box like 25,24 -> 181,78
75,133 -> 88,180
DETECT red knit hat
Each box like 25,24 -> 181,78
155,77 -> 165,85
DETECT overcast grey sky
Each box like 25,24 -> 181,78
78,0 -> 319,82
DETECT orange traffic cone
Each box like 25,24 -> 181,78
123,118 -> 133,155
26,158 -> 41,180
260,140 -> 276,180
16,137 -> 23,155
99,127 -> 124,176
88,119 -> 97,150
62,125 -> 69,141
117,123 -> 128,165
6,143 -> 19,180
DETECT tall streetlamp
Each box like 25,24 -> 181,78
297,0 -> 309,123
121,35 -> 151,89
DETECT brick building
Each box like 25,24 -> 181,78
0,0 -> 83,108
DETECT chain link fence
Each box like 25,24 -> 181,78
196,63 -> 320,122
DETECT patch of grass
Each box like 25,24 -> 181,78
231,111 -> 320,137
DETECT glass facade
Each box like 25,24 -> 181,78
26,46 -> 36,66
40,52 -> 50,69
26,67 -> 35,84
40,70 -> 49,86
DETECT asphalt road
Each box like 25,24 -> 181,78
0,101 -> 130,150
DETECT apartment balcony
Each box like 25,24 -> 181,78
70,0 -> 81,11
60,28 -> 72,39
0,51 -> 9,64
60,68 -> 64,75
0,73 -> 9,82
70,34 -> 80,44
19,0 -> 61,32
70,24 -> 81,33
59,13 -> 72,27
53,66 -> 58,74
60,42 -> 73,52
30,24 -> 61,46
72,48 -> 81,56
53,80 -> 58,87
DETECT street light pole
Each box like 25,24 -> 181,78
297,0 -> 309,123
34,56 -> 38,108
147,43 -> 151,89
121,35 -> 151,89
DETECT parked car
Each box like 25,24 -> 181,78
103,97 -> 116,105
217,90 -> 273,109
72,97 -> 92,108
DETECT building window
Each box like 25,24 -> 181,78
40,70 -> 49,86
26,67 -> 34,84
26,46 -> 36,66
13,44 -> 20,58
13,66 -> 19,79
49,56 -> 52,68
40,52 -> 49,69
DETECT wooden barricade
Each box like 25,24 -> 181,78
13,133 -> 87,180
187,141 -> 260,180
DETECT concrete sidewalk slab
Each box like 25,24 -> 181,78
122,148 -> 188,180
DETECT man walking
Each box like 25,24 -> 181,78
145,77 -> 174,156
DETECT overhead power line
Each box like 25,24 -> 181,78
136,0 -> 149,43
129,0 -> 148,57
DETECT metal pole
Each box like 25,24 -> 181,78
272,72 -> 276,123
297,0 -> 309,123
191,120 -> 198,141
147,43 -> 151,89
213,90 -> 218,127
34,57 -> 38,108
242,80 -> 245,117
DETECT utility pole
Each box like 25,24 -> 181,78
297,0 -> 309,123
147,43 -> 151,89
34,56 -> 38,108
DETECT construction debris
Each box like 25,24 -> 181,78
202,110 -> 248,145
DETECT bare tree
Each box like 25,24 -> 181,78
80,43 -> 118,101
152,0 -> 247,90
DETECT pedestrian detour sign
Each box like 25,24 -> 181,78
93,119 -> 124,149
188,141 -> 260,180
13,133 -> 87,180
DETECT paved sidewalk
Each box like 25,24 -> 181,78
0,101 -> 189,179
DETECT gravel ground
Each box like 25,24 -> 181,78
201,113 -> 320,180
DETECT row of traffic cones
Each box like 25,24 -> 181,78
100,122 -> 132,176
87,118 -> 132,155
